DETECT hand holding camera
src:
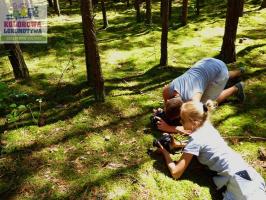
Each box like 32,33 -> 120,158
153,133 -> 173,153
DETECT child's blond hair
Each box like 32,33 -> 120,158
180,101 -> 211,129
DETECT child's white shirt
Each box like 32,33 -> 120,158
183,121 -> 248,189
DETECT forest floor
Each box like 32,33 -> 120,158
0,0 -> 266,199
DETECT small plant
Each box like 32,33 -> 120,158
6,98 -> 44,127
6,103 -> 27,128
36,98 -> 43,124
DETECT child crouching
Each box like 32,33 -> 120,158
156,101 -> 266,199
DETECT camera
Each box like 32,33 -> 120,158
153,134 -> 172,152
150,110 -> 180,128
150,110 -> 167,128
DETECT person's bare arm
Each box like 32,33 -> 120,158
158,145 -> 193,179
172,139 -> 187,148
175,126 -> 191,135
192,92 -> 202,102
156,117 -> 191,135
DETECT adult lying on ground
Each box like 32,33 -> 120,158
155,58 -> 245,133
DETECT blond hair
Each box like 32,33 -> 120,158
180,101 -> 210,129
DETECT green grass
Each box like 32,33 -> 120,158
0,0 -> 266,199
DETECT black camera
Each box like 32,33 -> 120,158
150,110 -> 167,128
153,134 -> 172,152
150,110 -> 180,128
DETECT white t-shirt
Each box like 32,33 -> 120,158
183,121 -> 249,188
169,58 -> 228,101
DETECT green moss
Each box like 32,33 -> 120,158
0,0 -> 266,199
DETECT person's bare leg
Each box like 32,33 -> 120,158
216,86 -> 238,104
229,69 -> 241,79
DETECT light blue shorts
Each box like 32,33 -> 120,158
223,168 -> 266,200
201,65 -> 229,103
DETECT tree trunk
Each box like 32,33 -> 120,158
48,0 -> 53,7
4,44 -> 30,80
239,0 -> 244,17
69,0 -> 73,5
169,0 -> 172,20
145,0 -> 152,25
220,0 -> 242,64
134,0 -> 141,22
53,0 -> 61,16
160,0 -> 169,66
260,0 -> 266,9
181,0 -> 188,26
126,0 -> 130,7
80,0 -> 105,102
196,0 -> 200,15
160,0 -> 162,18
92,0 -> 98,8
101,0 -> 108,28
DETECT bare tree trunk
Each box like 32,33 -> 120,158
101,0 -> 108,28
220,0 -> 242,64
181,0 -> 188,26
160,0 -> 169,66
145,0 -> 152,25
53,0 -> 61,16
80,0 -> 105,102
48,0 -> 53,7
160,0 -> 162,18
260,0 -> 266,9
4,44 -> 30,80
169,0 -> 172,20
92,0 -> 98,8
239,0 -> 244,17
196,0 -> 200,15
134,0 -> 141,22
69,0 -> 73,5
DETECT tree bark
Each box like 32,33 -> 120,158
145,0 -> 152,25
48,0 -> 53,7
53,0 -> 61,16
169,0 -> 172,20
239,0 -> 244,17
80,0 -> 105,102
126,0 -> 130,7
181,0 -> 188,26
220,0 -> 242,64
92,0 -> 98,8
101,0 -> 108,28
260,0 -> 266,9
160,0 -> 162,18
134,0 -> 141,22
160,0 -> 169,66
196,0 -> 200,15
4,44 -> 30,80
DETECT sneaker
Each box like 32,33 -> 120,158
235,82 -> 245,103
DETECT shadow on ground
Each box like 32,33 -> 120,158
150,152 -> 223,199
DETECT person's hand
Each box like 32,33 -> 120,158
156,117 -> 176,132
176,126 -> 192,135
205,99 -> 217,110
155,141 -> 164,154
155,141 -> 168,155
153,108 -> 163,116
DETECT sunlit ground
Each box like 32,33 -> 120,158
0,0 -> 265,199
